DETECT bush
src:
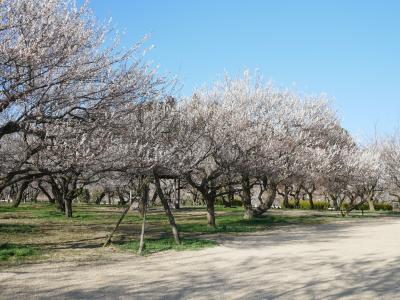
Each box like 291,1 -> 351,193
215,196 -> 242,207
287,199 -> 329,210
374,202 -> 392,211
341,202 -> 392,211
312,200 -> 330,210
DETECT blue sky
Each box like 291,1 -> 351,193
88,0 -> 400,139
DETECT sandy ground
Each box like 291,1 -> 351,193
1,218 -> 400,299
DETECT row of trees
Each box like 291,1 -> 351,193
2,0 -> 400,244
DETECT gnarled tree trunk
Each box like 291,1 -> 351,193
253,181 -> 277,217
11,180 -> 30,208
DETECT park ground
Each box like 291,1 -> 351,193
1,204 -> 400,299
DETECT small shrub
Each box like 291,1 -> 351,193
215,196 -> 242,207
341,202 -> 392,211
299,200 -> 311,210
286,200 -> 329,210
313,200 -> 330,210
374,202 -> 392,211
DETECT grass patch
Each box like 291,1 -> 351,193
0,243 -> 39,261
119,237 -> 217,255
0,223 -> 37,234
178,212 -> 336,234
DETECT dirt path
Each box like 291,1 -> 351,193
1,218 -> 400,299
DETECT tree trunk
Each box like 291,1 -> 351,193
138,186 -> 148,255
117,189 -> 126,205
154,174 -> 180,244
95,191 -> 106,205
241,175 -> 253,220
283,185 -> 290,208
253,182 -> 277,216
149,190 -> 158,206
64,198 -> 73,218
294,190 -> 301,208
138,206 -> 147,255
368,198 -> 375,211
31,189 -> 40,203
50,182 -> 65,212
331,195 -> 339,211
228,185 -> 234,207
139,183 -> 149,218
205,193 -> 216,227
308,192 -> 314,209
11,180 -> 29,208
173,178 -> 181,209
344,197 -> 367,216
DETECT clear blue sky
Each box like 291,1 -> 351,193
88,0 -> 400,139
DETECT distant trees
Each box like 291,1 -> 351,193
381,133 -> 400,202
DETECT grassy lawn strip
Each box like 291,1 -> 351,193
177,214 -> 333,234
118,237 -> 217,255
0,243 -> 39,261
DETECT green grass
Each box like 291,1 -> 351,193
119,237 -> 217,255
0,243 -> 39,261
0,223 -> 37,234
177,212 -> 337,234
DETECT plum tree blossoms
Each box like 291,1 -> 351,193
1,0 -> 398,249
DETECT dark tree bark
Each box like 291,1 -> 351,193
341,196 -> 368,217
205,191 -> 217,227
117,188 -> 127,205
241,175 -> 253,220
11,180 -> 30,208
95,191 -> 106,205
291,186 -> 302,208
185,174 -> 218,227
330,194 -> 339,211
64,198 -> 73,218
278,185 -> 290,208
173,178 -> 181,209
226,184 -> 235,207
138,182 -> 149,218
149,190 -> 158,206
308,192 -> 314,209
